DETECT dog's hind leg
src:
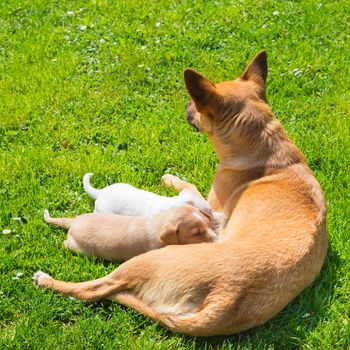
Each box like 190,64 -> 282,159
161,174 -> 204,199
32,269 -> 166,326
63,235 -> 84,255
33,270 -> 128,302
43,209 -> 73,229
32,271 -> 226,336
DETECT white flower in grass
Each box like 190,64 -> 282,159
79,25 -> 87,31
273,10 -> 280,16
12,272 -> 24,280
2,229 -> 11,234
67,11 -> 74,16
156,22 -> 161,28
292,68 -> 303,77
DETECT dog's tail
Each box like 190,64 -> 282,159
44,209 -> 73,229
83,173 -> 100,199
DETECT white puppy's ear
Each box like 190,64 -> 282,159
158,224 -> 178,245
199,209 -> 213,222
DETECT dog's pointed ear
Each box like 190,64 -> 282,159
184,69 -> 222,113
241,50 -> 268,88
158,224 -> 178,245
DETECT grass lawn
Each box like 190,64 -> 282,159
0,0 -> 349,348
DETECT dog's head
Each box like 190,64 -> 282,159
158,205 -> 217,245
183,51 -> 301,168
184,51 -> 267,134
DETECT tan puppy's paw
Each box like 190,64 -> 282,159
33,271 -> 52,288
161,174 -> 181,189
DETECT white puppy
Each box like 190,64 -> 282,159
83,173 -> 213,217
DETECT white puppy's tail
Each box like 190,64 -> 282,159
83,173 -> 100,199
44,209 -> 73,229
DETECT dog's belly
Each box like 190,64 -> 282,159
112,290 -> 200,316
136,280 -> 204,316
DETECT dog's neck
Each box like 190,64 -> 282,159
210,103 -> 305,171
207,109 -> 305,212
207,166 -> 263,212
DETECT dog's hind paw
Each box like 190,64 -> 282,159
33,271 -> 52,288
43,209 -> 50,220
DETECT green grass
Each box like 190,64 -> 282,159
0,0 -> 349,348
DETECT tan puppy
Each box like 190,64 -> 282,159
43,206 -> 215,262
34,51 -> 327,337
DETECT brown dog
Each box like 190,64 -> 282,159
43,205 -> 216,262
33,51 -> 327,336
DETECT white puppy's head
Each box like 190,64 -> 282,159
158,204 -> 217,245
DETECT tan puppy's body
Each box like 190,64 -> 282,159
34,52 -> 327,336
43,205 -> 215,262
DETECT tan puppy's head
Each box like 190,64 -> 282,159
158,205 -> 216,245
183,51 -> 301,168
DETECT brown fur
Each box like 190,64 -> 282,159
34,51 -> 327,336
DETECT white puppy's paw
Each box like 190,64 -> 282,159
161,174 -> 178,188
33,271 -> 52,288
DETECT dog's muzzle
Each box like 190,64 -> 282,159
185,102 -> 199,132
186,113 -> 199,132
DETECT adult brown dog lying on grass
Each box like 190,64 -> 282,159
33,51 -> 327,336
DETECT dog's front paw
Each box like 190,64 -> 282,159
161,174 -> 179,188
33,271 -> 52,288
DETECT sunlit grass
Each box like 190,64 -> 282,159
0,0 -> 349,348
